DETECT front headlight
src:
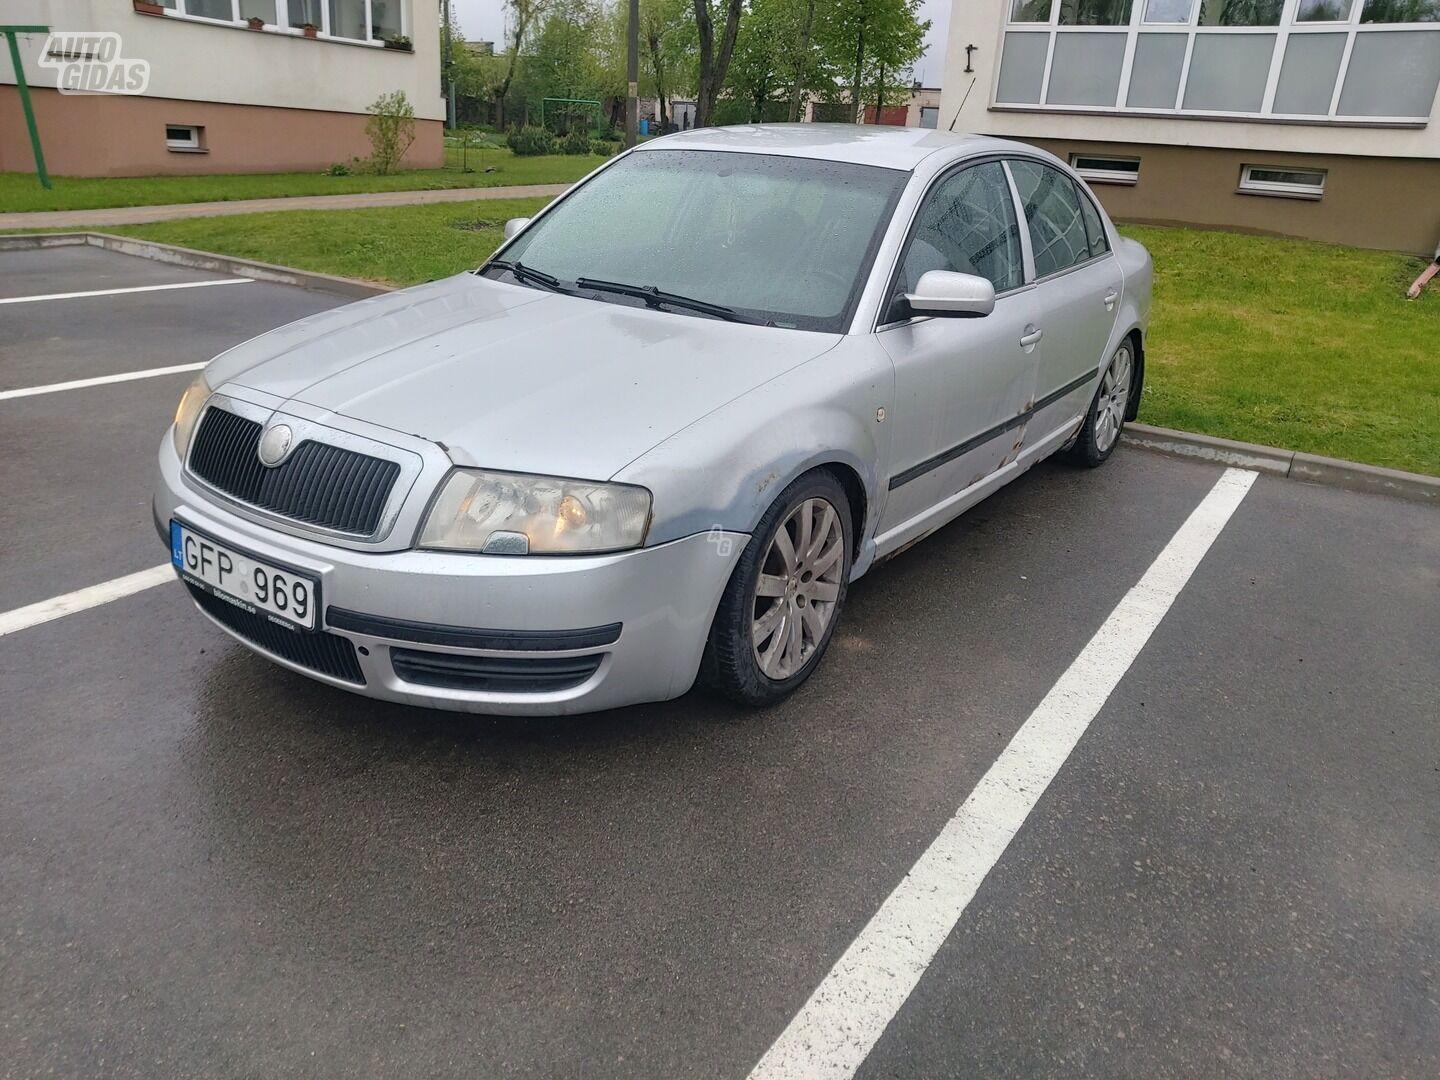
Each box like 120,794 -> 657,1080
419,469 -> 652,555
172,373 -> 212,459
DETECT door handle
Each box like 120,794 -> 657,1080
1103,289 -> 1119,311
1019,326 -> 1043,348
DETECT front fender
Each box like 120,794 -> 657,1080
614,339 -> 893,551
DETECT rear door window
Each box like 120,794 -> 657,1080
1075,184 -> 1110,259
1008,159 -> 1093,278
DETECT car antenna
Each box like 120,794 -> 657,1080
948,78 -> 977,132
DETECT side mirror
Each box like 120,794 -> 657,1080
503,217 -> 531,241
904,270 -> 995,319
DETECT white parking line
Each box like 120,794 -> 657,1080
0,565 -> 174,638
747,467 -> 1259,1080
0,278 -> 252,306
0,362 -> 205,401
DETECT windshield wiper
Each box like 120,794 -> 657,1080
486,259 -> 570,294
575,277 -> 756,323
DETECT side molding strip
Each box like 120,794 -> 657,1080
888,369 -> 1098,491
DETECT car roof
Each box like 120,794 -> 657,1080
634,124 -> 1029,172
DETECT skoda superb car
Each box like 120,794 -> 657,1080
155,125 -> 1151,715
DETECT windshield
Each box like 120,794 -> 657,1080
488,149 -> 908,332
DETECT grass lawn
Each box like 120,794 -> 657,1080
0,149 -> 602,214
8,199 -> 1432,475
1119,226 -> 1438,476
102,197 -> 556,286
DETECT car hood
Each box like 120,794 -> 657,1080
209,273 -> 841,480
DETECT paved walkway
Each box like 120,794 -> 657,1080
0,183 -> 572,230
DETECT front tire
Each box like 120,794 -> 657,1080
1068,339 -> 1135,468
699,470 -> 852,707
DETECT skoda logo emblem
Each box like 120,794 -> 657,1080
258,423 -> 294,466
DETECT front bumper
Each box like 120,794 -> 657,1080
155,440 -> 746,715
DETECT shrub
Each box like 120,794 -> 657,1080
365,90 -> 416,175
590,139 -> 614,158
327,161 -> 351,176
507,126 -> 556,156
561,129 -> 593,156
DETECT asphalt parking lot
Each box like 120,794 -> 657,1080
2,244 -> 1436,1080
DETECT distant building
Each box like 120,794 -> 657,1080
806,86 -> 944,127
0,0 -> 444,177
940,0 -> 1440,253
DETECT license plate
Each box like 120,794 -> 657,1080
171,521 -> 319,631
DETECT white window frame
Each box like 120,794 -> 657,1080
165,123 -> 204,151
995,0 -> 1440,125
1069,153 -> 1141,184
1238,164 -> 1327,198
153,0 -> 409,46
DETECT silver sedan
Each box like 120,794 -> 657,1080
155,125 -> 1151,714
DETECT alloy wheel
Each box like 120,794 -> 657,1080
1095,344 -> 1133,453
751,497 -> 845,680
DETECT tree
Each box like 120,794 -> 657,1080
497,0 -> 551,129
641,0 -> 696,129
721,0 -> 789,122
818,0 -> 928,122
692,0 -> 745,127
520,0 -> 611,130
786,0 -> 819,121
717,0 -> 837,125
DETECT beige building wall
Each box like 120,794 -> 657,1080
0,87 -> 443,175
0,1 -> 444,176
1020,138 -> 1440,254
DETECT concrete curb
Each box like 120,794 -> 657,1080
1122,423 -> 1437,505
0,231 -> 392,298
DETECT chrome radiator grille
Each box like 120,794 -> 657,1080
187,407 -> 401,536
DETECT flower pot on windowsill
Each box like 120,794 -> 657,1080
133,1 -> 166,14
247,16 -> 265,29
382,37 -> 413,52
302,23 -> 319,38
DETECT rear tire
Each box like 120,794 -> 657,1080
1068,339 -> 1135,468
699,470 -> 853,707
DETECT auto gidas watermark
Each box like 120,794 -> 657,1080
39,33 -> 150,95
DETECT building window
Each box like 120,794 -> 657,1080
997,0 -> 1440,121
1058,0 -> 1133,23
1009,0 -> 1055,21
1360,0 -> 1440,21
288,0 -> 322,28
166,124 -> 204,151
148,0 -> 410,44
239,0 -> 278,22
1295,0 -> 1356,20
1197,0 -> 1283,24
1142,0 -> 1194,21
1070,154 -> 1140,184
1238,165 -> 1327,199
185,0 -> 234,20
328,0 -> 367,40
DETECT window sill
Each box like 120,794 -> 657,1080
989,104 -> 1428,130
133,9 -> 410,52
1236,187 -> 1323,201
166,146 -> 209,153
